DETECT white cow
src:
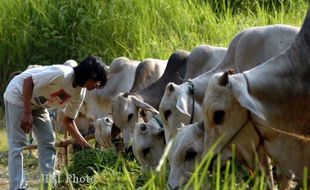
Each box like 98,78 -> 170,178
85,57 -> 167,147
129,45 -> 226,167
94,116 -> 114,149
111,50 -> 189,149
203,9 -> 310,189
83,57 -> 140,120
84,57 -> 167,121
159,24 -> 299,142
132,115 -> 166,171
184,45 -> 227,80
168,122 -> 204,189
130,58 -> 167,93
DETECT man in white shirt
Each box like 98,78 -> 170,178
4,56 -> 107,190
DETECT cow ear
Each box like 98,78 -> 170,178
131,95 -> 159,114
229,74 -> 265,120
196,121 -> 204,133
176,95 -> 191,117
218,69 -> 234,86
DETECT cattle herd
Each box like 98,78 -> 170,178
11,8 -> 310,190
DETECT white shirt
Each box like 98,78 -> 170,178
4,65 -> 86,119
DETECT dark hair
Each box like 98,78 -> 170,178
73,56 -> 107,88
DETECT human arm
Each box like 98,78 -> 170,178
21,76 -> 34,133
62,115 -> 92,149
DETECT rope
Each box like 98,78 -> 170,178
188,79 -> 195,124
153,114 -> 164,128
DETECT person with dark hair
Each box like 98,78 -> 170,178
3,55 -> 107,190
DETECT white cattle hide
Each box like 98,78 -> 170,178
83,57 -> 140,120
111,51 -> 189,149
84,57 -> 167,121
130,58 -> 167,93
184,45 -> 227,80
203,9 -> 310,188
94,116 -> 113,149
132,116 -> 165,171
159,24 -> 299,142
168,122 -> 204,190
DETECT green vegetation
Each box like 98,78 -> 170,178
0,0 -> 309,189
0,110 -> 7,151
0,0 -> 308,108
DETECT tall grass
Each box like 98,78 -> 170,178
0,0 -> 309,189
0,126 -> 8,151
0,0 -> 308,108
0,108 -> 8,151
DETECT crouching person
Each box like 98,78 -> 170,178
3,56 -> 107,190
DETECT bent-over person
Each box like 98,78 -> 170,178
3,56 -> 107,190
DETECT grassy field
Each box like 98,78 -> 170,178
0,0 -> 309,189
0,0 -> 308,107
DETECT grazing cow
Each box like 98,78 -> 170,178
111,50 -> 189,149
128,45 -> 227,165
184,45 -> 227,80
51,107 -> 92,136
83,57 -> 167,120
94,116 -> 114,149
203,9 -> 310,189
132,115 -> 166,171
168,122 -> 204,190
159,24 -> 299,142
83,57 -> 166,148
130,58 -> 167,93
83,57 -> 139,120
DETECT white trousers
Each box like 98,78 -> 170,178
4,100 -> 56,190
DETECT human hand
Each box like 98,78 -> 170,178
20,113 -> 33,134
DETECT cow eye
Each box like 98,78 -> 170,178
143,147 -> 150,156
164,110 -> 171,120
185,149 -> 197,161
128,113 -> 134,121
213,110 -> 225,125
140,124 -> 147,131
105,118 -> 112,123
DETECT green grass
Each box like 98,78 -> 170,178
0,0 -> 308,107
0,109 -> 8,151
0,0 -> 309,189
0,127 -> 8,152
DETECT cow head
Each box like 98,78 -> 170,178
168,122 -> 204,190
202,71 -> 262,169
159,82 -> 202,142
132,118 -> 166,171
94,116 -> 113,149
111,92 -> 158,149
